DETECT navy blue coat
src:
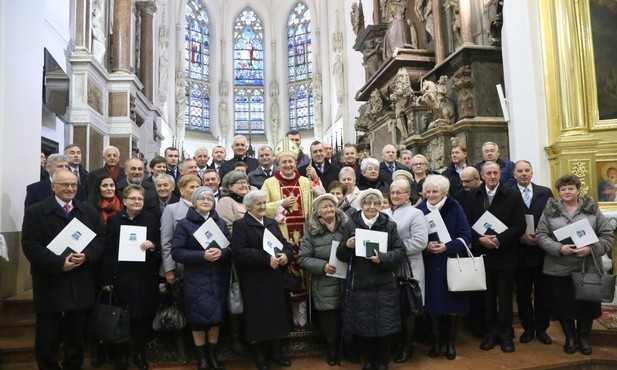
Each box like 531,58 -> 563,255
417,196 -> 472,315
171,208 -> 231,326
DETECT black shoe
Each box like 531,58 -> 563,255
579,338 -> 592,355
536,331 -> 552,345
195,345 -> 209,370
500,340 -> 515,353
362,361 -> 374,370
445,341 -> 456,360
326,343 -> 338,366
479,337 -> 496,351
393,344 -> 411,363
132,352 -> 149,370
207,343 -> 225,370
563,337 -> 577,354
519,331 -> 534,343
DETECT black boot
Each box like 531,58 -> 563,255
176,333 -> 189,364
577,319 -> 593,355
195,344 -> 210,370
326,342 -> 339,366
560,320 -> 577,354
270,339 -> 291,367
342,337 -> 361,364
91,341 -> 105,367
394,317 -> 414,363
253,342 -> 269,370
206,343 -> 225,370
429,315 -> 443,358
229,314 -> 246,355
445,315 -> 458,360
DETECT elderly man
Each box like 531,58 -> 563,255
466,161 -> 526,353
115,158 -> 151,199
442,144 -> 470,195
248,145 -> 276,189
64,144 -> 89,187
25,154 -> 87,208
194,147 -> 210,179
379,144 -> 406,186
22,169 -> 104,370
474,142 -> 516,188
144,173 -> 179,219
88,146 -> 126,190
513,160 -> 554,345
219,135 -> 260,180
298,140 -> 341,190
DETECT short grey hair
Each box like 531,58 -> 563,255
103,146 -> 120,156
381,144 -> 396,156
482,141 -> 499,150
220,171 -> 249,197
50,169 -> 76,183
257,145 -> 274,154
422,174 -> 450,195
360,157 -> 380,174
47,153 -> 69,167
155,173 -> 175,188
338,166 -> 357,180
180,158 -> 197,171
243,189 -> 269,208
232,135 -> 248,145
390,179 -> 411,193
400,149 -> 412,157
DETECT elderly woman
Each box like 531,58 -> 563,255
339,166 -> 361,209
297,194 -> 348,365
172,187 -> 231,370
357,158 -> 389,193
328,180 -> 355,219
383,179 -> 428,363
536,174 -> 614,355
231,190 -> 295,370
336,189 -> 406,370
416,175 -> 472,360
216,171 -> 249,232
102,185 -> 161,369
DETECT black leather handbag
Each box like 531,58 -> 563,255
282,265 -> 304,293
571,248 -> 615,303
153,282 -> 186,332
87,290 -> 130,344
398,258 -> 423,318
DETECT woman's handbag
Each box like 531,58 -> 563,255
446,241 -> 487,292
397,258 -> 423,318
282,265 -> 304,293
228,263 -> 243,314
87,289 -> 130,344
153,282 -> 186,332
571,248 -> 616,303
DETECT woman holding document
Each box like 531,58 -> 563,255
536,174 -> 614,355
383,179 -> 428,363
336,188 -> 405,370
102,184 -> 161,369
416,175 -> 471,360
172,187 -> 231,370
297,194 -> 349,365
230,190 -> 294,370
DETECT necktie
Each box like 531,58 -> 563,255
73,168 -> 80,184
388,164 -> 395,173
523,187 -> 531,207
318,165 -> 324,174
63,203 -> 71,216
264,169 -> 271,177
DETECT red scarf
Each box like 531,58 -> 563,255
105,165 -> 121,182
98,196 -> 121,225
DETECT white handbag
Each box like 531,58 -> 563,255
446,241 -> 487,292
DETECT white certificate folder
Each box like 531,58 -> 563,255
118,225 -> 147,262
425,210 -> 452,243
263,228 -> 284,257
552,218 -> 599,248
46,218 -> 97,257
193,218 -> 230,250
327,241 -> 347,279
355,229 -> 388,257
472,211 -> 508,236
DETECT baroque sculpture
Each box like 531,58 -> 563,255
389,69 -> 414,141
382,6 -> 413,60
91,0 -> 106,64
362,39 -> 383,77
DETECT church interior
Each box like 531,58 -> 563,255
1,0 -> 617,368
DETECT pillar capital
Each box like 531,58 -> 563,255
136,1 -> 157,16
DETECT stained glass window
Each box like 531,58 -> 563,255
233,8 -> 264,134
184,0 -> 210,132
287,2 -> 314,131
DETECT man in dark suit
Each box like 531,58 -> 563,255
22,169 -> 104,370
88,146 -> 126,192
248,145 -> 276,189
442,144 -> 470,196
466,161 -> 526,353
379,144 -> 406,186
115,158 -> 153,199
219,135 -> 259,180
144,173 -> 179,219
298,141 -> 340,190
208,146 -> 227,174
164,147 -> 181,182
203,169 -> 222,200
25,154 -> 87,209
513,160 -> 554,345
64,144 -> 89,189
474,141 -> 516,188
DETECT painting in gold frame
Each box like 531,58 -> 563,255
597,160 -> 617,203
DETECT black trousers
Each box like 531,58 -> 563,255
484,268 -> 515,342
35,309 -> 89,370
515,266 -> 551,333
317,309 -> 341,344
359,336 -> 392,366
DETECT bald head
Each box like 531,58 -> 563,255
460,166 -> 481,191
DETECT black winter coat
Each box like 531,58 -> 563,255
171,208 -> 231,326
103,209 -> 162,318
22,196 -> 105,313
230,213 -> 294,342
336,211 -> 405,337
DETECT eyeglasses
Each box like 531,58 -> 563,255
461,177 -> 478,184
390,191 -> 409,196
196,196 -> 213,202
363,201 -> 381,207
125,196 -> 144,202
412,163 -> 427,167
54,183 -> 78,189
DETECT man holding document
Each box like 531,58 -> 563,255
466,161 -> 526,353
22,169 -> 104,370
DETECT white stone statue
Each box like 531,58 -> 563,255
91,0 -> 106,64
158,26 -> 169,103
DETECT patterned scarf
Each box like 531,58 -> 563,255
98,196 -> 121,225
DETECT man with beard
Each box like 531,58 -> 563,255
116,158 -> 151,199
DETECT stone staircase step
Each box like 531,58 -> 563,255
2,291 -> 34,315
0,313 -> 36,338
0,335 -> 35,363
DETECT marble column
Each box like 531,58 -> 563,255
459,0 -> 474,44
432,0 -> 446,63
74,0 -> 90,50
111,0 -> 132,73
136,1 -> 157,101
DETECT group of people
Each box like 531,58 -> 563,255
23,134 -> 614,370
